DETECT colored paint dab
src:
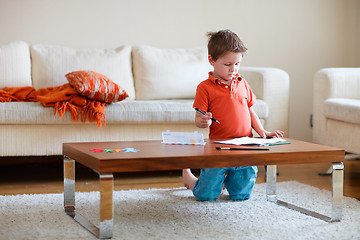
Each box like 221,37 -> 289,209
190,139 -> 197,144
90,148 -> 104,153
122,148 -> 139,153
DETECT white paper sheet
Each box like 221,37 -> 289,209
215,137 -> 286,146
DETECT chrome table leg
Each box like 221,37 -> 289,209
331,162 -> 344,222
63,156 -> 114,239
266,165 -> 277,202
266,163 -> 344,222
99,174 -> 114,239
64,156 -> 75,217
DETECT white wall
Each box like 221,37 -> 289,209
0,0 -> 359,142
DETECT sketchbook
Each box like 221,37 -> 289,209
215,137 -> 286,146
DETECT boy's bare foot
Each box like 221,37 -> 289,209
182,168 -> 198,190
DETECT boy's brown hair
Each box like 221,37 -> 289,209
207,29 -> 248,61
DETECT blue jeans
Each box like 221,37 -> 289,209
192,166 -> 258,201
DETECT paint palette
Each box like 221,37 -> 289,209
161,131 -> 205,145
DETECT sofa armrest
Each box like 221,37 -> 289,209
314,68 -> 360,106
313,68 -> 360,144
239,67 -> 290,135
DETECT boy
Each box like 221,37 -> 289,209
183,29 -> 284,201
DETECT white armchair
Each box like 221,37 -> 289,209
313,68 -> 360,155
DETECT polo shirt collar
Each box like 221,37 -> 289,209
208,71 -> 243,85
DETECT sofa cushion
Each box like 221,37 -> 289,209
0,41 -> 32,88
132,46 -> 212,100
66,70 -> 128,103
0,99 -> 268,124
30,44 -> 135,99
105,100 -> 198,123
323,98 -> 360,124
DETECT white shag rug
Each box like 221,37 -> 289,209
1,181 -> 359,240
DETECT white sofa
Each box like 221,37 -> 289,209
0,41 -> 290,157
313,68 -> 360,155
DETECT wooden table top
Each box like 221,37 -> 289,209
63,138 -> 345,173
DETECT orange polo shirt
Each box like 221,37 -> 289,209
193,72 -> 256,139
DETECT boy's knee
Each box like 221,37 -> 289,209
225,166 -> 258,200
226,182 -> 255,201
194,193 -> 218,201
192,180 -> 222,201
192,168 -> 225,201
229,193 -> 251,201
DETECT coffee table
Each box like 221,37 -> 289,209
63,138 -> 344,239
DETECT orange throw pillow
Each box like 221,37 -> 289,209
65,71 -> 128,103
